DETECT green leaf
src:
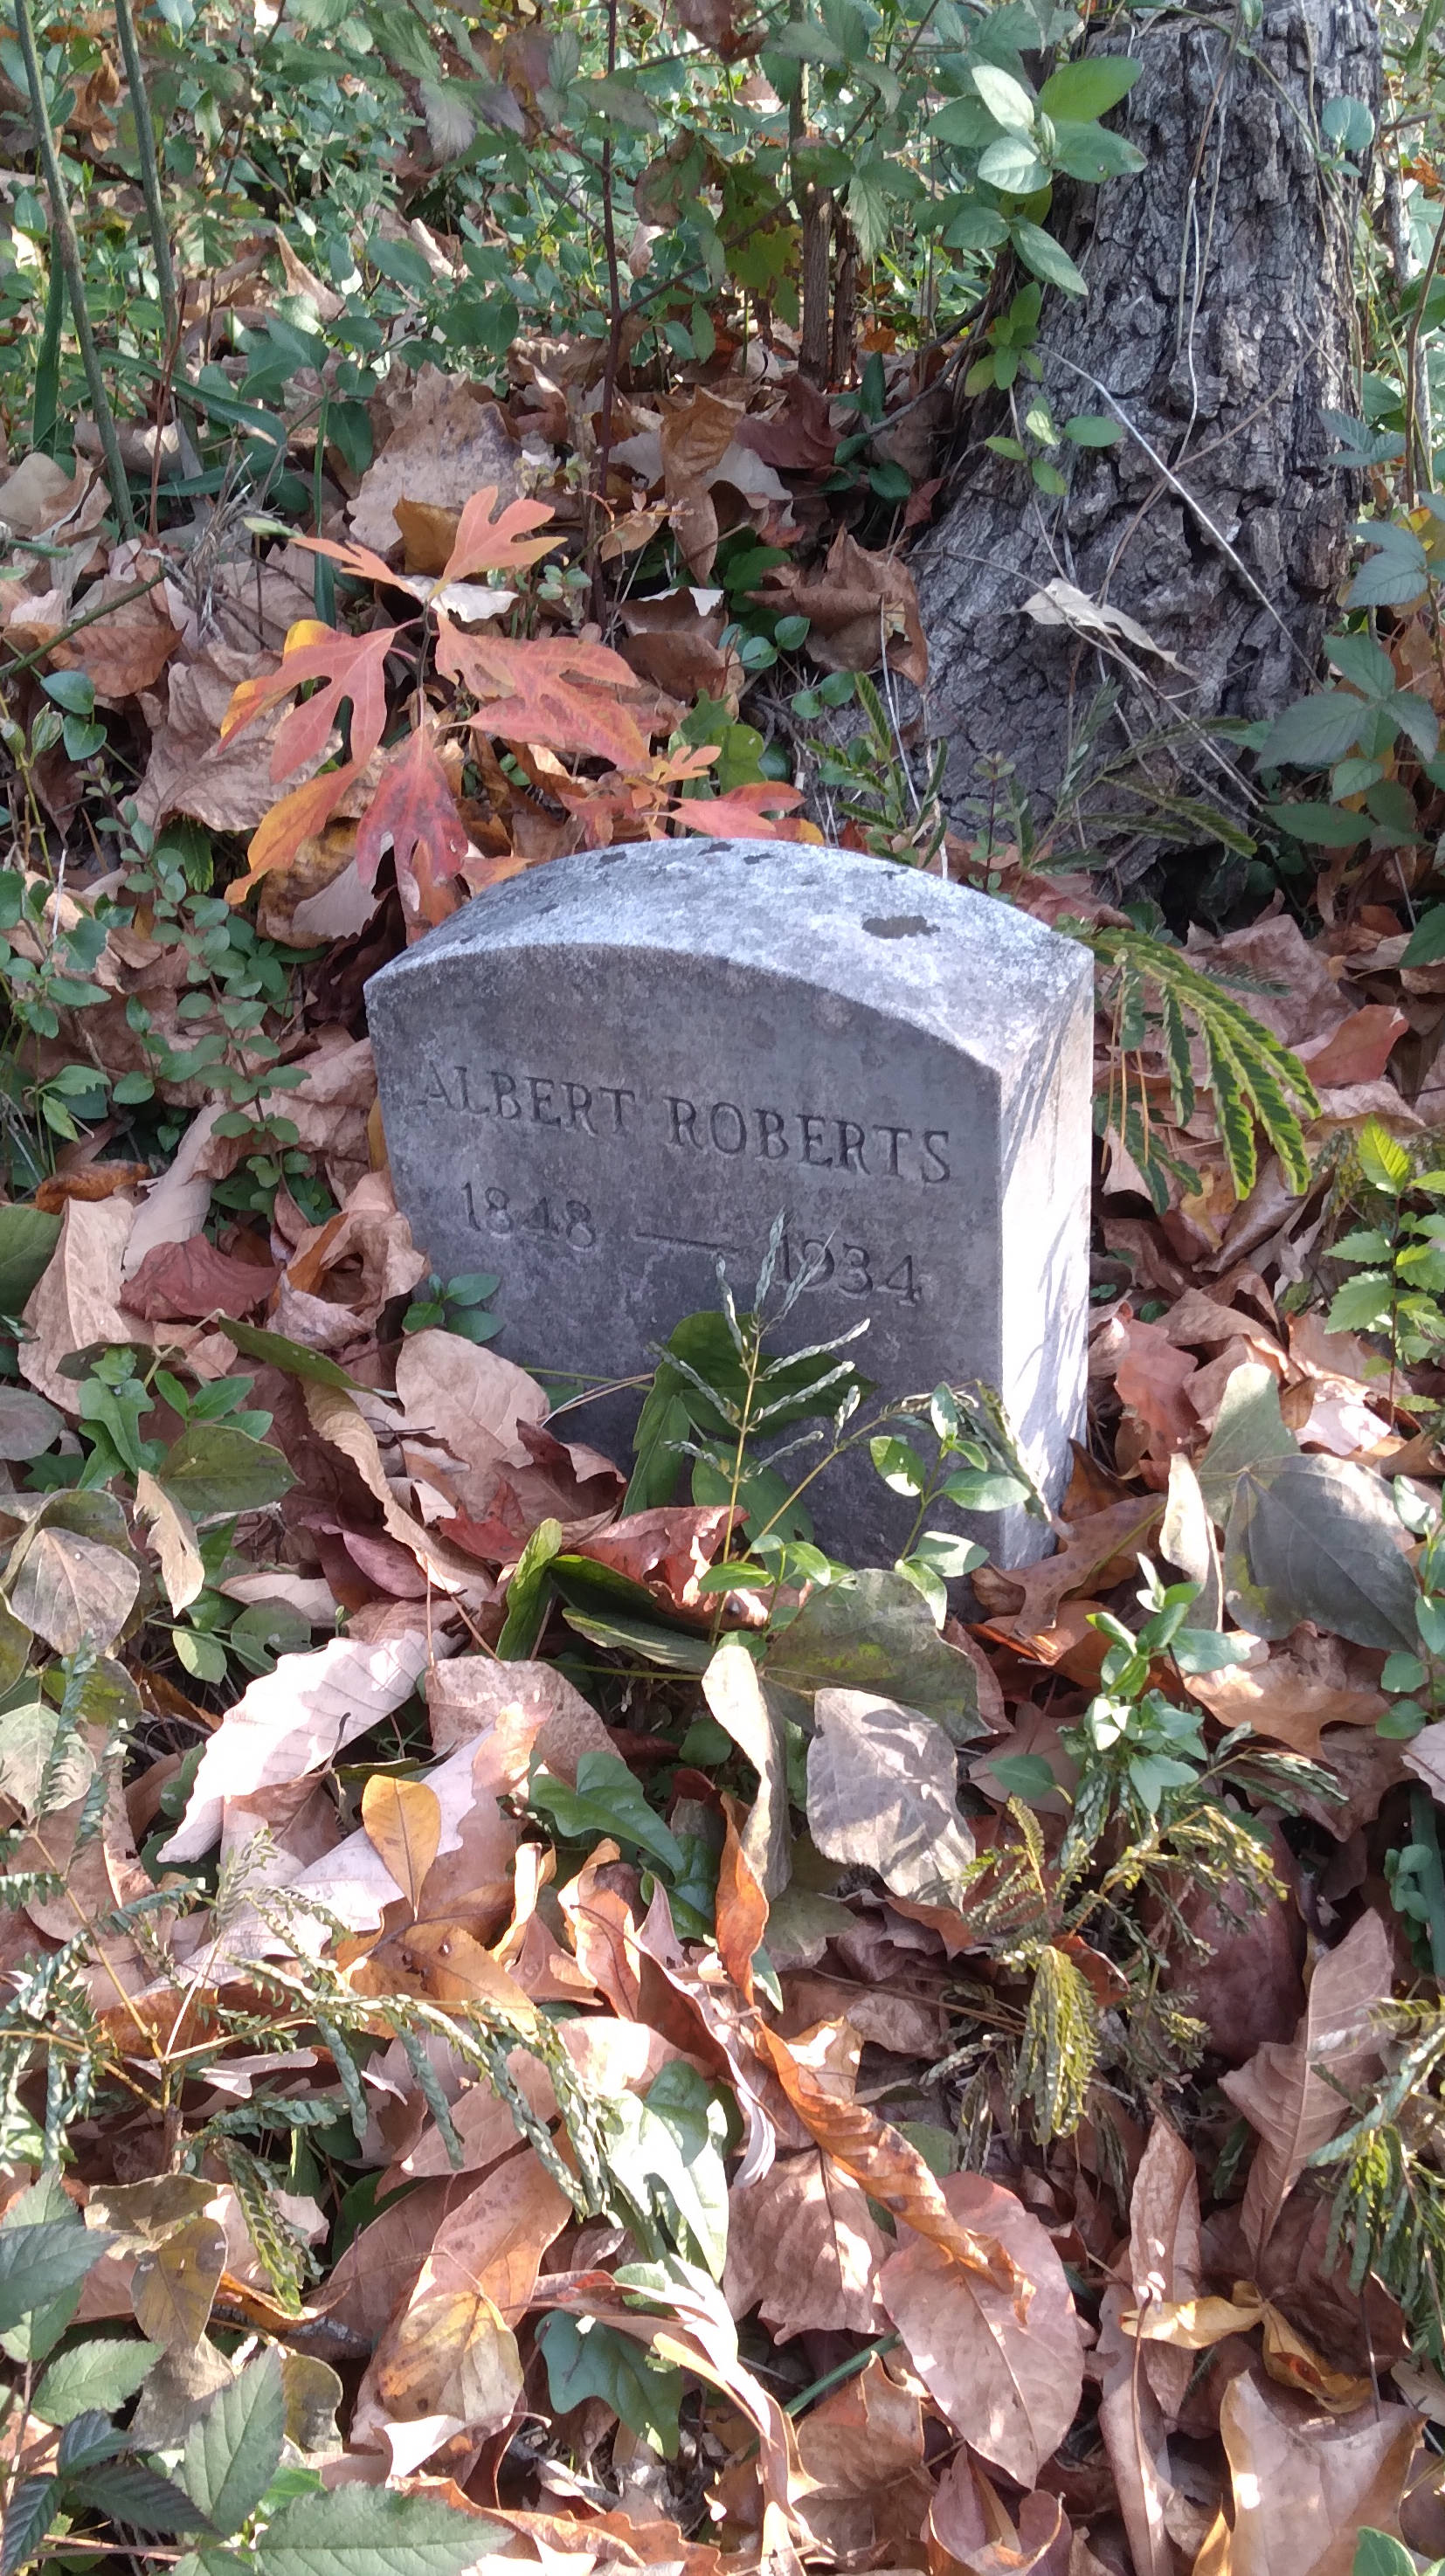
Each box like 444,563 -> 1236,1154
1,2475 -> 55,2576
1359,1117 -> 1413,1194
1326,1273 -> 1394,1333
218,1321 -> 365,1391
869,1434 -> 926,1495
40,669 -> 95,716
529,1749 -> 685,1876
182,2348 -> 286,2538
238,2480 -> 504,2575
1350,2537 -> 1420,2576
1224,1454 -> 1421,1651
1324,632 -> 1399,699
1037,55 -> 1140,119
0,2225 -> 114,2336
1258,691 -> 1371,767
768,16 -> 844,60
1170,1626 -> 1254,1674
979,135 -> 1048,190
985,1753 -> 1059,1803
156,1424 -> 294,1519
0,1206 -> 60,1314
1007,221 -> 1089,296
496,1516 -> 563,1658
1063,412 -> 1124,445
1345,523 -> 1429,609
971,60 -> 1036,130
1262,800 -> 1370,847
535,2312 -> 681,2459
764,1567 -> 986,1743
34,2336 -> 162,2426
1047,121 -> 1144,180
1404,905 -> 1445,967
65,2462 -> 212,2535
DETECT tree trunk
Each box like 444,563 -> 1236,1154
914,0 -> 1381,847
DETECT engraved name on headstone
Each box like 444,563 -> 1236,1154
366,838 -> 1093,1564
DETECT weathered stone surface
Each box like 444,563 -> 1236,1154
366,839 -> 1092,1565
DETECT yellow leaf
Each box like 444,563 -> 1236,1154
361,1775 -> 442,1912
1121,2290 -> 1265,2348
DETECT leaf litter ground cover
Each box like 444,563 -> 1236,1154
11,25 -> 1445,2575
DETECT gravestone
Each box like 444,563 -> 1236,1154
366,839 -> 1093,1567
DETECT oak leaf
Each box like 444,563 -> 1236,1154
355,725 -> 470,928
879,2172 -> 1083,2487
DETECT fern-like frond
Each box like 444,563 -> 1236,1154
1083,926 -> 1319,1199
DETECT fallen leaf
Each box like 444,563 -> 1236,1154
702,1639 -> 789,1896
723,2146 -> 888,2341
1224,1454 -> 1418,1652
158,1621 -> 433,1861
358,2146 -> 571,2434
134,1468 -> 205,1614
806,1688 -> 976,1903
879,2172 -> 1084,2485
757,2026 -> 1025,2299
121,1237 -> 278,1323
19,1194 -> 148,1405
1129,2115 -> 1200,2420
1221,1910 -> 1393,2262
361,1776 -> 443,1912
1218,2370 -> 1419,2576
758,525 -> 928,684
347,372 -> 522,556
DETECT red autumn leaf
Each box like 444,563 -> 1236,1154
684,782 -> 810,838
121,1236 -> 278,1323
356,727 -> 471,929
436,615 -> 649,768
221,618 -> 399,781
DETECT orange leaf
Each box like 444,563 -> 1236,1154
220,619 -> 400,781
756,2025 -> 1028,2307
361,1775 -> 442,1913
681,782 -> 808,837
225,761 -> 364,903
291,531 -> 404,586
440,485 -> 561,585
356,726 -> 471,927
437,616 -> 648,767
716,1792 -> 767,2002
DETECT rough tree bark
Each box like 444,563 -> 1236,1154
913,0 -> 1381,839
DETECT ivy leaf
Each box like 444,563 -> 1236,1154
535,2312 -> 682,2457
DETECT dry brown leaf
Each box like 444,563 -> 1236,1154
879,2172 -> 1083,2487
758,524 -> 928,684
135,643 -> 335,833
1217,2370 -> 1420,2575
757,2025 -> 1024,2299
134,1468 -> 205,1614
1186,1649 -> 1386,1756
425,1654 -> 612,1777
19,1194 -> 147,1405
792,2352 -> 932,2565
1094,2283 -> 1180,2576
1220,1910 -> 1392,2262
52,563 -> 181,700
159,1621 -> 432,1861
806,1687 -> 976,1903
361,1775 -> 442,1912
349,370 -> 522,556
1130,2115 -> 1201,2421
723,2145 -> 888,2342
357,2145 -> 570,2435
927,2455 -> 1072,2575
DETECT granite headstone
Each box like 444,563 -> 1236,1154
366,839 -> 1092,1565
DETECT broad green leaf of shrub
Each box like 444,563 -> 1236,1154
156,1423 -> 295,1519
0,2224 -> 117,2344
1037,56 -> 1140,119
528,1750 -> 684,1876
33,2338 -> 162,2426
235,2481 -> 505,2575
535,2311 -> 682,2459
1224,1454 -> 1420,1650
182,2348 -> 287,2537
